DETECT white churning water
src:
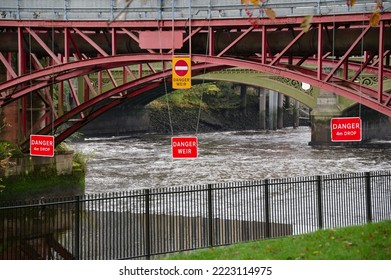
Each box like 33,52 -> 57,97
72,127 -> 391,194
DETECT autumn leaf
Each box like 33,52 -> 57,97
241,0 -> 258,5
300,15 -> 313,32
241,0 -> 263,6
265,8 -> 276,20
369,10 -> 381,27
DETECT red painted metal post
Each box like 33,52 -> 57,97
378,21 -> 384,103
58,54 -> 64,116
261,25 -> 267,64
64,28 -> 69,63
138,64 -> 142,79
122,66 -> 127,95
17,27 -> 24,76
317,23 -> 323,80
98,71 -> 103,95
111,27 -> 117,56
209,26 -> 214,56
343,59 -> 349,80
18,27 -> 28,139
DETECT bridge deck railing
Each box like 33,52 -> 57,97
0,0 -> 390,21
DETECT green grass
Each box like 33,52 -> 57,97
164,220 -> 391,260
0,170 -> 85,201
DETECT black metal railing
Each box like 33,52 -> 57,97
1,170 -> 390,260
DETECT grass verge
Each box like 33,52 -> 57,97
164,220 -> 391,260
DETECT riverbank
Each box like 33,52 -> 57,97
164,220 -> 391,260
148,106 -> 263,134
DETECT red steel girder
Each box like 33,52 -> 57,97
1,16 -> 390,57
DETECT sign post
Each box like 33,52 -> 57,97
331,117 -> 362,142
172,56 -> 191,89
171,137 -> 198,159
30,135 -> 55,157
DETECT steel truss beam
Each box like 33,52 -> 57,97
0,13 -> 390,149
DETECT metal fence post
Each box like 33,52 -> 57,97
74,196 -> 80,260
208,184 -> 213,247
264,179 -> 270,239
145,189 -> 151,260
317,176 -> 323,229
365,172 -> 373,223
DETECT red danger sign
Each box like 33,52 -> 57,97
172,137 -> 198,159
30,135 -> 55,157
174,59 -> 189,77
331,117 -> 362,142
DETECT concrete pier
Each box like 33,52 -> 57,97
293,100 -> 300,128
268,90 -> 278,130
310,89 -> 342,145
277,93 -> 284,129
258,88 -> 266,130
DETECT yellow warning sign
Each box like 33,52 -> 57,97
172,56 -> 191,89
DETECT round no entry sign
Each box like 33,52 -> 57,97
174,59 -> 189,77
172,56 -> 191,89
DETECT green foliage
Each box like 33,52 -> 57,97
164,221 -> 391,260
0,140 -> 22,161
72,152 -> 89,172
151,82 -> 259,110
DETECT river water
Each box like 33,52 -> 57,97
72,127 -> 391,194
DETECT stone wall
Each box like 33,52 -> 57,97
1,152 -> 73,178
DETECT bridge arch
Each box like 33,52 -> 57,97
193,70 -> 318,109
6,53 -> 386,149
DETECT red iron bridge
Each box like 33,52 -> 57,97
0,0 -> 390,149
